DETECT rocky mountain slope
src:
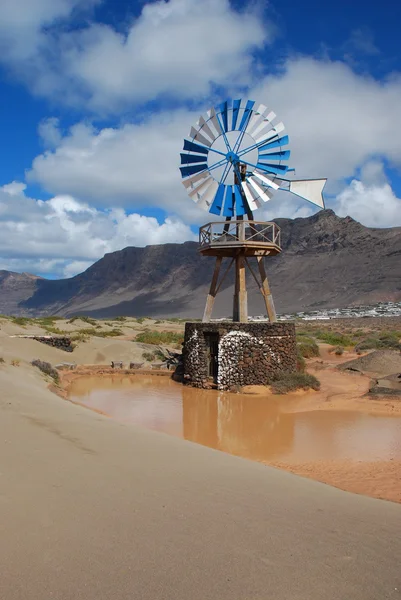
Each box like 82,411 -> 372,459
1,210 -> 400,318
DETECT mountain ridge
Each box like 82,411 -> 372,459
1,210 -> 400,318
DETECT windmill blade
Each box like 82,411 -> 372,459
183,139 -> 209,155
245,104 -> 268,135
232,99 -> 241,130
254,122 -> 285,144
248,177 -> 275,203
288,179 -> 327,208
208,106 -> 224,137
259,150 -> 290,161
241,181 -> 260,211
250,111 -> 276,139
256,162 -> 289,175
238,100 -> 255,132
233,184 -> 246,216
253,170 -> 280,190
196,181 -> 219,211
180,153 -> 208,165
190,126 -> 212,147
222,185 -> 235,217
188,175 -> 214,198
259,135 -> 289,152
218,100 -> 230,133
209,183 -> 225,215
180,163 -> 208,178
182,170 -> 209,189
197,116 -> 218,143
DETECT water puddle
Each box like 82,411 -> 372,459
68,375 -> 401,464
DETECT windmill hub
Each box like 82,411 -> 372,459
226,150 -> 239,163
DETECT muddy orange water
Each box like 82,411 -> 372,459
68,375 -> 401,466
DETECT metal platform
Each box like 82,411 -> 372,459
199,221 -> 281,257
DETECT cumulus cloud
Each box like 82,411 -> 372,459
334,180 -> 401,228
0,0 -> 98,61
28,110 -> 210,223
252,57 -> 401,183
27,56 -> 401,228
0,0 -> 270,112
0,183 -> 195,277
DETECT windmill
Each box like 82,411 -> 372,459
180,98 -> 326,323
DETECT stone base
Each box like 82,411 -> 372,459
183,321 -> 297,391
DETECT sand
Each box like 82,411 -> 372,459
1,359 -> 401,599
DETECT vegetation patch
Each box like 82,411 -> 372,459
296,349 -> 306,373
142,349 -> 165,362
270,372 -> 321,395
136,330 -> 184,346
314,331 -> 355,346
68,316 -> 97,326
355,331 -> 401,352
296,334 -> 320,358
72,327 -> 123,338
31,359 -> 59,383
11,317 -> 32,326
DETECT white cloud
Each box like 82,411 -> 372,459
0,183 -> 195,277
252,57 -> 401,182
0,0 -> 270,112
334,179 -> 401,228
0,0 -> 98,61
28,110 -> 209,223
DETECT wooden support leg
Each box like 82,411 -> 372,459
233,253 -> 248,323
203,256 -> 223,323
257,256 -> 276,322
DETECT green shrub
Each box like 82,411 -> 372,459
73,328 -> 122,338
271,372 -> 320,394
31,359 -> 59,383
135,330 -> 184,346
42,326 -> 66,335
98,329 -> 123,337
68,316 -> 97,326
70,333 -> 89,343
355,332 -> 401,352
297,335 -> 320,358
314,331 -> 355,346
136,317 -> 145,324
142,351 -> 156,362
11,317 -> 32,326
334,345 -> 344,355
114,316 -> 127,322
296,349 -> 306,373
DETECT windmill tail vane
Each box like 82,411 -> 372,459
179,98 -> 326,218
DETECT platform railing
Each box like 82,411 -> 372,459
199,221 -> 281,249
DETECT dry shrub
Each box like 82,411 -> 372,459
271,372 -> 320,395
31,359 -> 59,383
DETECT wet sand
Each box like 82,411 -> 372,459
67,365 -> 401,504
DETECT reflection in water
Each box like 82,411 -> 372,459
68,375 -> 401,463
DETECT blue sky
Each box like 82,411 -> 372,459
0,0 -> 400,279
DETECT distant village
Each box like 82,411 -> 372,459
212,302 -> 401,322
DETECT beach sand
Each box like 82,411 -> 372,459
1,357 -> 401,599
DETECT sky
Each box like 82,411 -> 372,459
0,0 -> 401,279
